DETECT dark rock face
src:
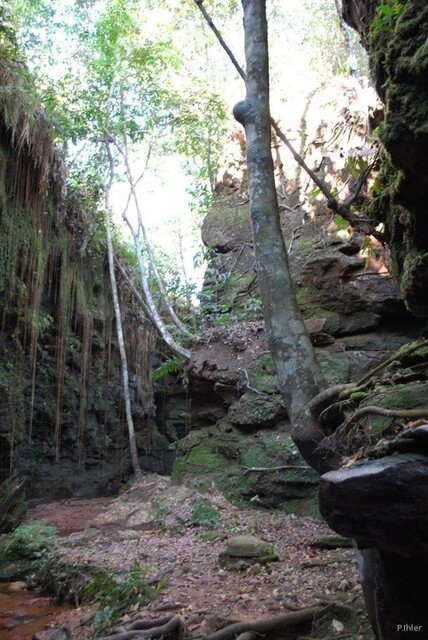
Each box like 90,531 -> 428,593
0,52 -> 172,498
319,454 -> 428,554
342,0 -> 428,316
342,0 -> 378,49
331,6 -> 428,632
320,454 -> 428,638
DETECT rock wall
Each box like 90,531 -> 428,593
0,50 -> 173,498
343,0 -> 428,316
171,78 -> 425,514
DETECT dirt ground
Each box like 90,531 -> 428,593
27,475 -> 369,639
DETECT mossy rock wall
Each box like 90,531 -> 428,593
172,421 -> 320,515
0,50 -> 167,497
342,0 -> 428,316
181,70 -> 426,512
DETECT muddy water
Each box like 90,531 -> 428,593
0,497 -> 113,639
0,583 -> 69,640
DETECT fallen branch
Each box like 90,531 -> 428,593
243,465 -> 311,473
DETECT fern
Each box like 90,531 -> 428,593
152,356 -> 182,382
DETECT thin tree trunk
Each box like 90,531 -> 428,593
115,94 -> 194,341
122,212 -> 191,359
233,0 -> 335,473
105,137 -> 141,478
105,129 -> 190,359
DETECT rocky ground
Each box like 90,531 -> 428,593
27,475 -> 373,639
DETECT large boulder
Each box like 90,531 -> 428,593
319,453 -> 428,638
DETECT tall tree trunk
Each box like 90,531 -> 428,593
105,138 -> 141,478
233,0 -> 333,473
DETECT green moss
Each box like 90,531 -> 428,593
363,381 -> 428,433
365,1 -> 428,315
190,497 -> 220,528
203,193 -> 250,239
318,351 -> 350,385
400,251 -> 428,314
172,425 -> 319,515
244,355 -> 279,394
228,393 -> 286,428
280,494 -> 320,518
172,428 -> 237,491
365,152 -> 408,280
220,269 -> 257,309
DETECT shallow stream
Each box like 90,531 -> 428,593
0,582 -> 70,640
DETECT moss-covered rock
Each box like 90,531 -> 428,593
363,0 -> 428,315
172,423 -> 320,515
227,392 -> 287,430
362,381 -> 428,434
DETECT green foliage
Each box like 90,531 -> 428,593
83,561 -> 155,632
360,236 -> 376,268
334,215 -> 350,231
3,520 -> 57,560
346,154 -> 369,180
152,356 -> 183,382
350,391 -> 369,403
190,497 -> 220,529
372,0 -> 405,35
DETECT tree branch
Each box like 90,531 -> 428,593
243,465 -> 311,473
193,0 -> 383,241
114,255 -> 152,320
356,338 -> 428,387
109,118 -> 194,341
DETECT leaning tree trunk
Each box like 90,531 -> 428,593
233,0 -> 333,474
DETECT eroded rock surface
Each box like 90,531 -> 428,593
343,0 -> 428,315
319,453 -> 428,638
319,453 -> 428,554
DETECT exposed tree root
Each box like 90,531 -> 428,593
90,606 -> 328,640
195,606 -> 327,640
306,383 -> 363,419
338,406 -> 428,437
234,633 -> 260,640
101,615 -> 185,640
307,337 -> 428,431
355,338 -> 428,387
